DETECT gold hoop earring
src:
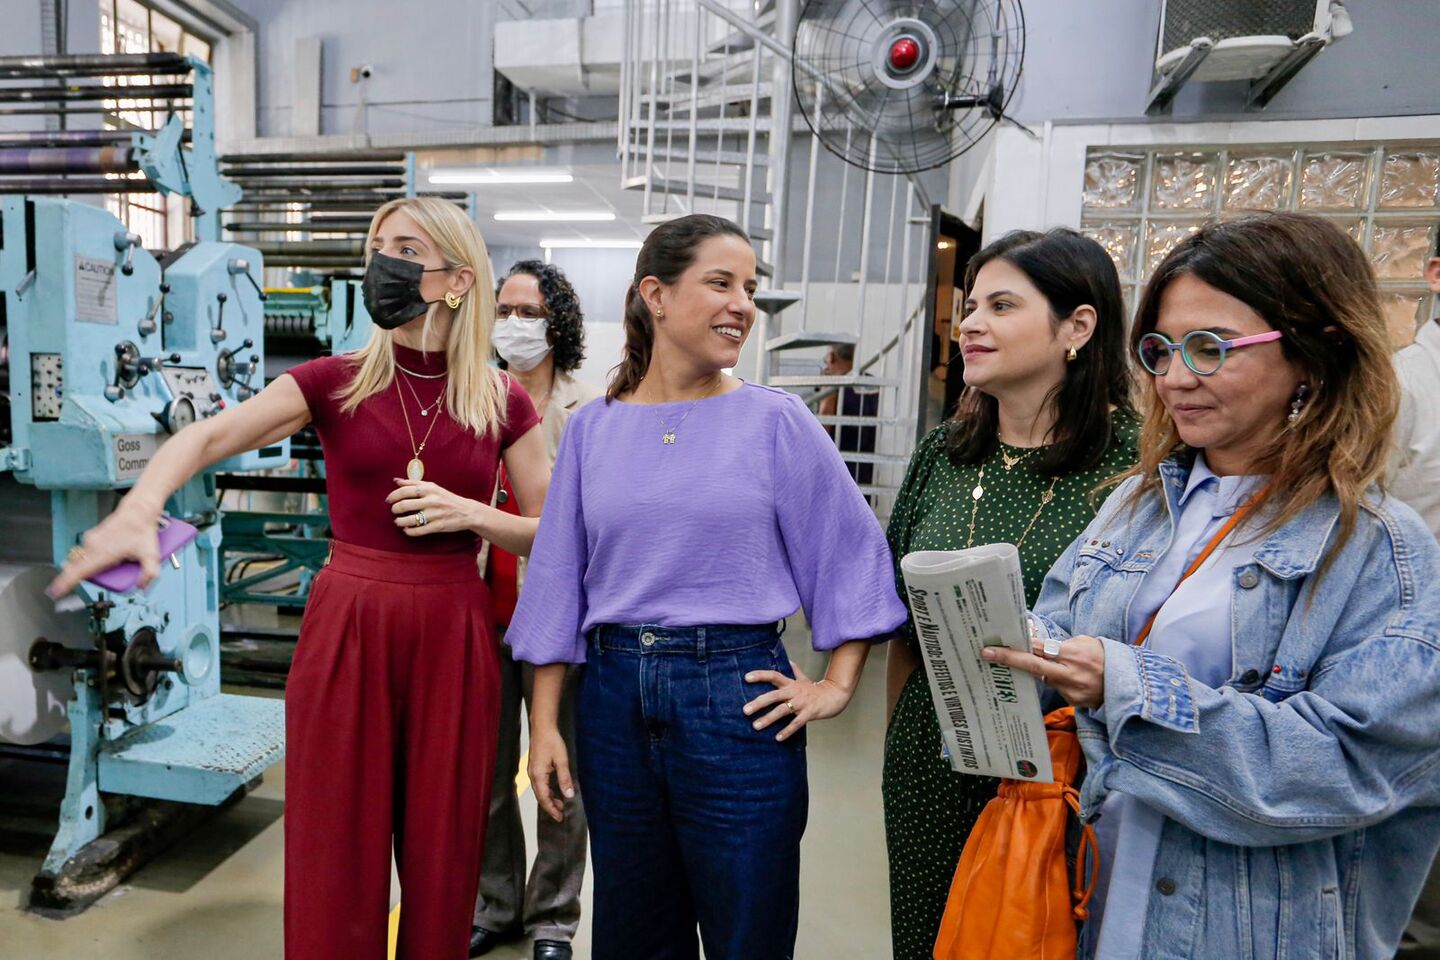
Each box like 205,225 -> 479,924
1066,346 -> 1078,362
444,292 -> 463,309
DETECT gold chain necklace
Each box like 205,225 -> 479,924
531,378 -> 554,419
641,375 -> 723,445
399,368 -> 445,417
397,378 -> 446,480
965,459 -> 1061,550
999,446 -> 1034,471
395,360 -> 447,379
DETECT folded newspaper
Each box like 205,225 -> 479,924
900,544 -> 1053,782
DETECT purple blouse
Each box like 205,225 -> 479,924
506,382 -> 908,664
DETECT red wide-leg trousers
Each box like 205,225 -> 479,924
284,541 -> 500,960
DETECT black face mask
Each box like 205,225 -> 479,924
362,252 -> 448,329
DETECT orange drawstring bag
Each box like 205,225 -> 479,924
932,706 -> 1098,960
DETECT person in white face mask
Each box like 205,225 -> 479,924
473,260 -> 600,960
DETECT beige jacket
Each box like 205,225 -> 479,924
539,372 -> 603,465
510,372 -> 601,589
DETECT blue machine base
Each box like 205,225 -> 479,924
97,693 -> 285,805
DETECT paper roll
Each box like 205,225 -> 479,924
0,563 -> 93,745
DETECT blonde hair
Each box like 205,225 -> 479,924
336,197 -> 507,437
1127,213 -> 1399,561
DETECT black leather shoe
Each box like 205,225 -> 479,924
533,941 -> 573,960
468,926 -> 517,958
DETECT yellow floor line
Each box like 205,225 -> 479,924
388,751 -> 532,958
515,749 -> 531,796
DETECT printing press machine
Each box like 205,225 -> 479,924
0,52 -> 286,912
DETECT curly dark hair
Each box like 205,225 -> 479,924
496,259 -> 586,374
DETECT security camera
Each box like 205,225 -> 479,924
352,64 -> 374,82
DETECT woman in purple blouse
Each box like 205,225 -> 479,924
510,214 -> 908,960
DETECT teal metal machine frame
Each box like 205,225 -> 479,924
0,53 -> 287,911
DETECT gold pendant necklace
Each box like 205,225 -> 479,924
397,377 -> 446,480
999,446 -> 1035,471
965,458 -> 1061,550
643,375 -> 723,446
399,368 -> 445,418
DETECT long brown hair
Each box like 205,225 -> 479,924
947,228 -> 1134,475
1128,212 -> 1399,555
608,214 -> 750,402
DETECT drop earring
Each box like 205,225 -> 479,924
1066,346 -> 1078,362
1287,383 -> 1311,423
444,292 -> 463,309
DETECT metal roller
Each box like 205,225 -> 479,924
230,199 -> 395,210
224,221 -> 372,233
227,178 -> 406,191
229,192 -> 469,207
256,258 -> 366,269
234,193 -> 406,205
0,129 -> 136,147
222,165 -> 407,177
232,191 -> 468,204
309,209 -> 387,219
0,146 -> 136,175
0,83 -> 193,104
0,52 -> 192,79
0,177 -> 158,194
221,150 -> 409,163
256,241 -> 366,258
264,315 -> 320,338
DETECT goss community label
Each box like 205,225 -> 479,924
114,433 -> 163,480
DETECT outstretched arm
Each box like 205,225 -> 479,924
49,374 -> 311,594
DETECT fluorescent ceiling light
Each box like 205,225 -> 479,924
427,168 -> 573,185
539,238 -> 643,249
495,210 -> 616,222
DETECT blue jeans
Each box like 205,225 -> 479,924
576,623 -> 809,960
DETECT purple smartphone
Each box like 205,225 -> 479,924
84,517 -> 199,593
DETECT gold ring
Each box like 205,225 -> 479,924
66,546 -> 86,564
786,700 -> 795,713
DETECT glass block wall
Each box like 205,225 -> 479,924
1080,145 -> 1439,335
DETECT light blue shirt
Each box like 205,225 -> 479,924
1029,455 -> 1440,960
1085,454 -> 1263,960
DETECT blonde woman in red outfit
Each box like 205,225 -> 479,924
51,197 -> 550,960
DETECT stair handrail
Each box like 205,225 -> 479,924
797,298 -> 926,409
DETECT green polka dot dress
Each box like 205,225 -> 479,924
881,415 -> 1139,960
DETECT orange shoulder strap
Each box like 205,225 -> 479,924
1132,485 -> 1267,647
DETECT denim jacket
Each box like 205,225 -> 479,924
1031,457 -> 1440,960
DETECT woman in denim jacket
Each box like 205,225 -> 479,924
986,213 -> 1440,960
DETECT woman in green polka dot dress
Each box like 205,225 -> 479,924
882,228 -> 1139,960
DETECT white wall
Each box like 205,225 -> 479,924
1005,0 -> 1436,124
547,247 -> 634,391
227,0 -> 498,137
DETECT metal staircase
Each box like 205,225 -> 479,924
618,0 -> 934,516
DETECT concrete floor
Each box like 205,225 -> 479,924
0,626 -> 895,959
